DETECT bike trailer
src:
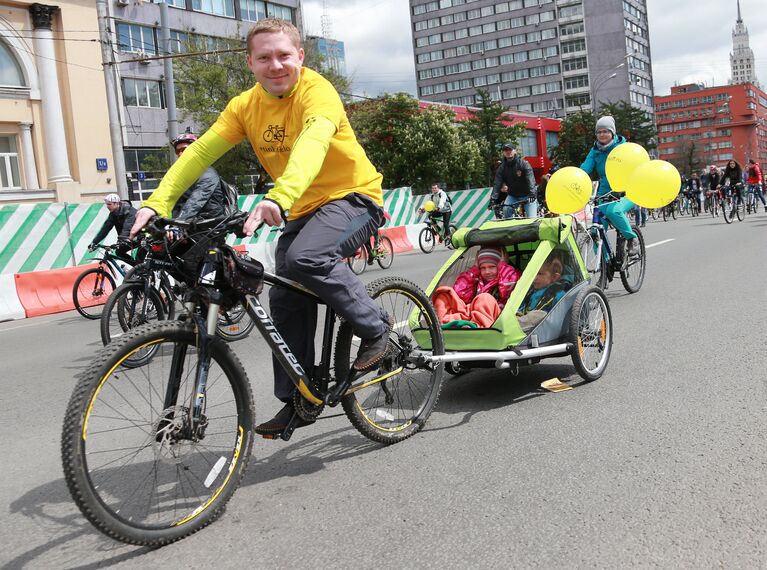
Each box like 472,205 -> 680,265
411,216 -> 592,352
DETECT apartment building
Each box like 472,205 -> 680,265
409,0 -> 654,119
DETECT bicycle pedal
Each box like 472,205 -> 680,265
261,433 -> 280,440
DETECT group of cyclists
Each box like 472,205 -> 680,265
681,158 -> 767,214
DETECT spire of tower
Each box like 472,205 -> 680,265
321,0 -> 333,39
737,0 -> 742,23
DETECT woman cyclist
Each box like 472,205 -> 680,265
719,159 -> 744,204
580,116 -> 639,257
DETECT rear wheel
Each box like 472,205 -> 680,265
101,281 -> 166,358
61,321 -> 254,546
569,285 -> 612,381
418,227 -> 435,254
347,247 -> 367,275
620,225 -> 646,293
375,236 -> 394,270
445,224 -> 458,249
73,268 -> 116,320
334,277 -> 444,444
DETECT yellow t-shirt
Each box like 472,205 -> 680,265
211,67 -> 383,220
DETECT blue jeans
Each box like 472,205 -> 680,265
503,195 -> 538,218
632,206 -> 647,226
747,184 -> 767,206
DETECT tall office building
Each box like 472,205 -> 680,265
730,0 -> 758,87
409,0 -> 654,118
306,36 -> 347,76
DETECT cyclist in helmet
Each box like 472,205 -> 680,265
169,133 -> 229,221
88,193 -> 137,256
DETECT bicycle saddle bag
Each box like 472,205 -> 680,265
222,246 -> 264,296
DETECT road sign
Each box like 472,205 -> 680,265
137,171 -> 146,181
96,158 -> 108,171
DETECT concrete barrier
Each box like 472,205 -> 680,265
15,264 -> 96,318
379,226 -> 413,253
0,273 -> 25,321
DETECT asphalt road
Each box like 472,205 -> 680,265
1,213 -> 765,569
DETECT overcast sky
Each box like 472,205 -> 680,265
301,0 -> 767,98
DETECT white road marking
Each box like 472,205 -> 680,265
646,238 -> 675,249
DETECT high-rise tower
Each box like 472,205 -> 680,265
730,0 -> 758,86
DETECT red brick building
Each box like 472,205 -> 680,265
654,82 -> 767,174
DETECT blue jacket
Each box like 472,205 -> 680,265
580,135 -> 626,196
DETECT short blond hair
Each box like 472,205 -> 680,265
246,18 -> 301,54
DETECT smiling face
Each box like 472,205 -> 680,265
479,262 -> 499,282
596,128 -> 613,145
246,31 -> 304,96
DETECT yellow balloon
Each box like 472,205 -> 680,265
546,166 -> 592,214
423,200 -> 436,212
605,142 -> 650,192
625,160 -> 681,209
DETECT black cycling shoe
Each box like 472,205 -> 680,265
353,316 -> 393,371
626,239 -> 640,259
255,402 -> 314,436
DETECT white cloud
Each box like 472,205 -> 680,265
301,0 -> 767,98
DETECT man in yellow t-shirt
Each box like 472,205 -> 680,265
130,19 -> 390,436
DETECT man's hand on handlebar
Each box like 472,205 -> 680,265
130,207 -> 156,239
244,200 -> 282,236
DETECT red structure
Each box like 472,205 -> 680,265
417,101 -> 561,179
654,82 -> 767,173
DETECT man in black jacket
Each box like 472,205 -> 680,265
88,193 -> 137,255
490,142 -> 537,218
170,133 -> 228,221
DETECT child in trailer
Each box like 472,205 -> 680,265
516,252 -> 567,332
431,246 -> 522,328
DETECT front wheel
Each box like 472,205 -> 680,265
620,225 -> 646,293
101,281 -> 166,350
334,277 -> 444,444
576,229 -> 607,290
73,268 -> 116,320
216,301 -> 256,342
347,247 -> 367,275
569,285 -> 613,381
736,197 -> 746,221
61,321 -> 255,546
722,196 -> 734,224
418,227 -> 435,254
375,236 -> 395,269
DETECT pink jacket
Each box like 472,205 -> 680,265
453,261 -> 521,308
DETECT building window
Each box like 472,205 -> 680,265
240,0 -> 267,21
0,135 -> 20,190
123,78 -> 164,108
168,30 -> 188,54
266,3 -> 292,21
545,131 -> 559,151
116,23 -> 156,54
520,129 -> 539,156
191,0 -> 235,18
0,42 -> 25,88
166,0 -> 186,7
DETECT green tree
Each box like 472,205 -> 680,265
549,109 -> 597,168
461,89 -> 527,185
347,93 -> 484,190
597,101 -> 657,150
669,139 -> 705,176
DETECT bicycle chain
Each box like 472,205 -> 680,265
293,388 -> 324,421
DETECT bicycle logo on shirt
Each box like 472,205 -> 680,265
263,125 -> 285,143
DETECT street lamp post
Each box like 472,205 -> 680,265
589,52 -> 635,111
591,71 -> 618,110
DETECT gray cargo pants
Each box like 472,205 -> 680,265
269,194 -> 387,402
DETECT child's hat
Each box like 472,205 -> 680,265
477,247 -> 502,266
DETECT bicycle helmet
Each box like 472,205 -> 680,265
104,193 -> 121,204
171,133 -> 198,150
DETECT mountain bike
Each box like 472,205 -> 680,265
418,212 -> 457,253
100,239 -> 254,349
62,212 -> 444,547
347,232 -> 395,275
575,194 -> 646,293
704,189 -> 721,218
72,244 -> 136,319
745,185 -> 760,214
721,183 -> 745,224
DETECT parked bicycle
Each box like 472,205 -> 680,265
62,212 -> 444,546
348,232 -> 395,275
72,243 -> 137,319
575,193 -> 646,293
418,212 -> 457,253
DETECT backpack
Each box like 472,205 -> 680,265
220,180 -> 240,216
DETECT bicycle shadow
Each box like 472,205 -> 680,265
6,477 -> 151,569
428,362 -> 588,432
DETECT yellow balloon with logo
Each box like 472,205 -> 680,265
625,160 -> 681,208
605,142 -> 650,191
423,200 -> 436,212
545,166 -> 592,214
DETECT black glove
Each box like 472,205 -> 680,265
115,240 -> 132,254
87,243 -> 97,252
